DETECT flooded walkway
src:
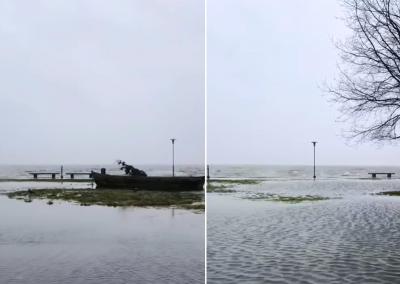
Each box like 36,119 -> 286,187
0,196 -> 204,284
208,178 -> 400,283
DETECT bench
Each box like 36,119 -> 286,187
65,172 -> 93,179
368,172 -> 395,179
29,172 -> 59,179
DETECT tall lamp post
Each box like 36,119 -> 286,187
170,138 -> 176,177
312,141 -> 317,179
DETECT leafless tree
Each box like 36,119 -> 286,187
329,0 -> 400,142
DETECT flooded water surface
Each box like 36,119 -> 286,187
208,165 -> 400,284
0,165 -> 204,284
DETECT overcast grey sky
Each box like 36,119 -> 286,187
208,0 -> 400,166
0,0 -> 204,165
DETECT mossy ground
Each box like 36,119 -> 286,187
243,192 -> 331,203
207,184 -> 236,193
207,179 -> 261,193
6,189 -> 204,210
207,180 -> 331,203
210,179 -> 262,185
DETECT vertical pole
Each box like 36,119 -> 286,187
313,145 -> 316,179
312,141 -> 317,179
171,138 -> 176,177
61,165 -> 63,180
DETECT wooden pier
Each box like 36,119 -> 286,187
368,172 -> 395,179
0,178 -> 92,182
23,171 -> 93,182
29,172 -> 59,179
65,172 -> 93,179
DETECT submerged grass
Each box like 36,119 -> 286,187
243,192 -> 331,204
207,179 -> 332,204
210,179 -> 262,185
207,179 -> 262,193
207,184 -> 236,193
6,189 -> 204,210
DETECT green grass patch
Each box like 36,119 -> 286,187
6,189 -> 204,210
207,183 -> 236,193
243,193 -> 330,203
210,179 -> 262,185
207,179 -> 262,193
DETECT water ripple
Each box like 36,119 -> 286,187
208,180 -> 400,283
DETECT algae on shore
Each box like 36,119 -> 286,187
243,192 -> 331,203
210,179 -> 262,185
207,179 -> 331,204
6,189 -> 204,210
207,183 -> 236,193
207,179 -> 262,193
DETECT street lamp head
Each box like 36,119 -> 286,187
170,138 -> 176,144
311,141 -> 317,146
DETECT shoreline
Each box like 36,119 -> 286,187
5,188 -> 205,210
0,178 -> 92,182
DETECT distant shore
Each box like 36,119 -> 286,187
0,178 -> 92,182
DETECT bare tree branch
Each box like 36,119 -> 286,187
329,0 -> 400,142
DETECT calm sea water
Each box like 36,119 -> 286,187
0,165 -> 204,284
209,164 -> 400,180
208,165 -> 400,284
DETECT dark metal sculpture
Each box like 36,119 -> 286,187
117,160 -> 147,177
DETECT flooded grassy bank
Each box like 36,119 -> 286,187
6,189 -> 204,210
207,179 -> 261,193
207,179 -> 333,203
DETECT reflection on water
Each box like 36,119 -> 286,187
0,164 -> 204,284
0,197 -> 204,284
208,166 -> 400,284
